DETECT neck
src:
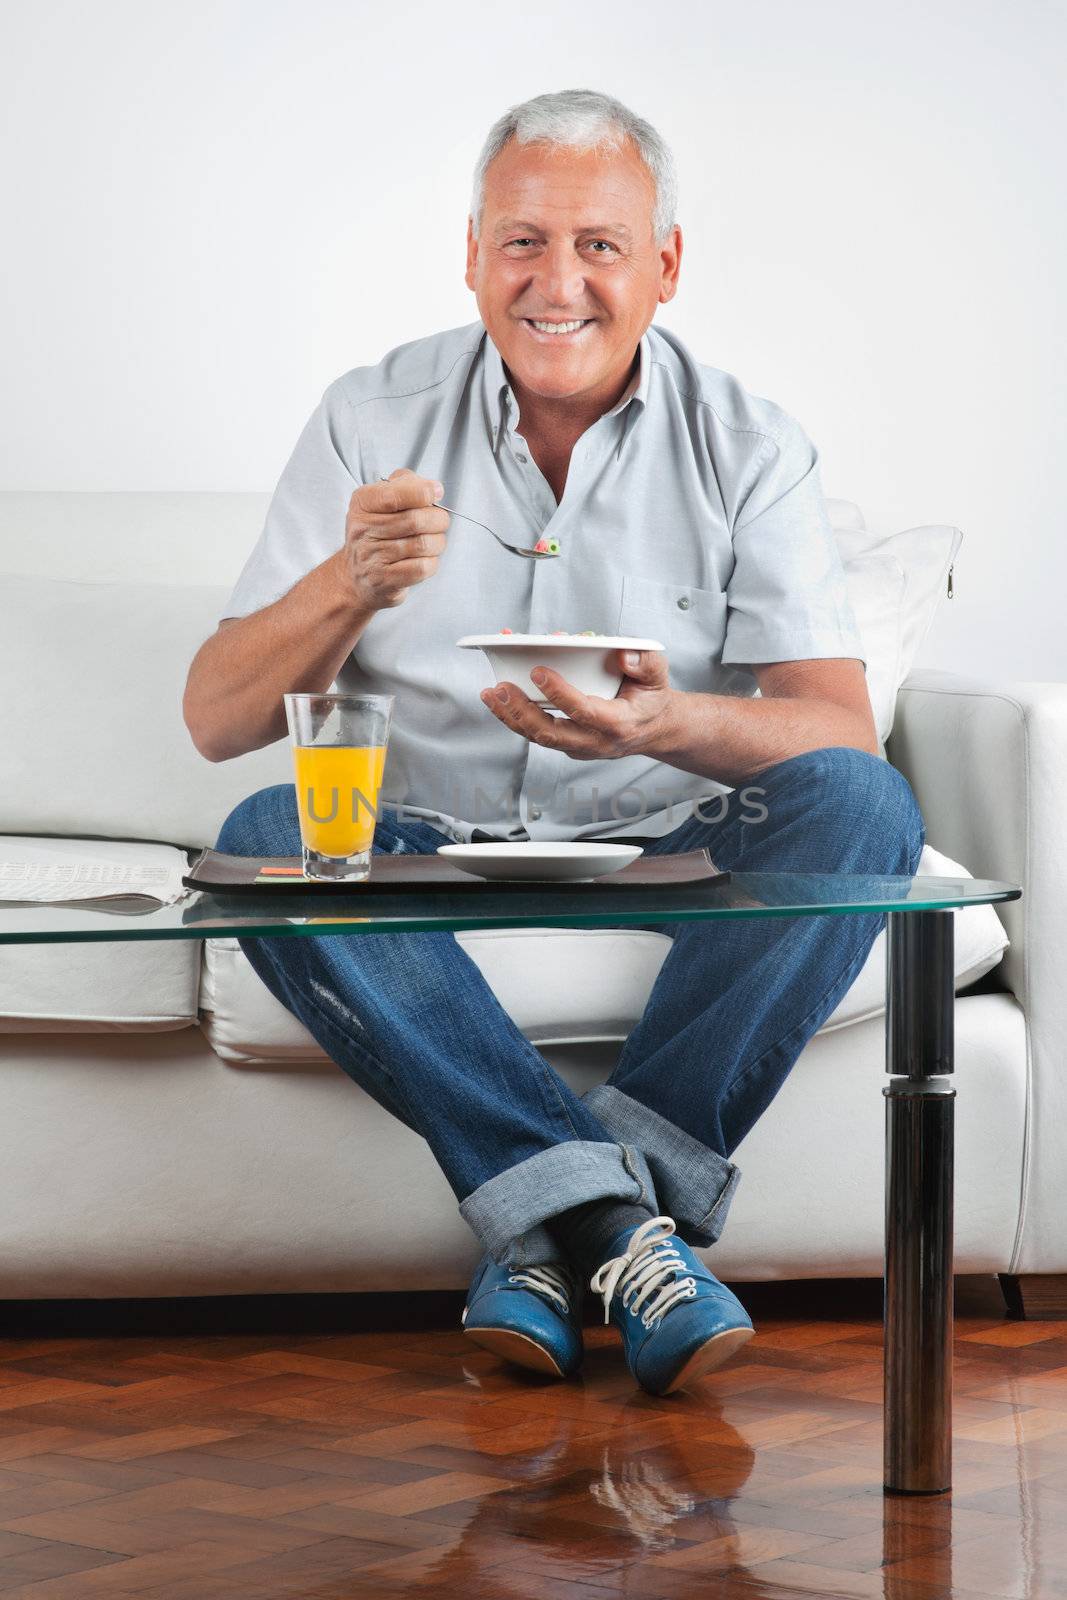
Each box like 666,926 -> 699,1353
509,348 -> 640,452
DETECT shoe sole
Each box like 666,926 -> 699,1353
463,1324 -> 568,1376
658,1324 -> 755,1393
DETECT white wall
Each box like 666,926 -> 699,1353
2,0 -> 1063,678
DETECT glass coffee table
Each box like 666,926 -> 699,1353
0,866 -> 1022,1495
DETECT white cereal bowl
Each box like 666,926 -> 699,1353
456,633 -> 666,711
437,841 -> 643,882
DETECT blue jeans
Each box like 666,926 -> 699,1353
215,747 -> 924,1268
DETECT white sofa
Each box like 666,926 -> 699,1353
0,491 -> 1060,1310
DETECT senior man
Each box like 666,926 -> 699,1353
184,87 -> 924,1396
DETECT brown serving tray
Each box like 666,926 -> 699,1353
182,846 -> 731,896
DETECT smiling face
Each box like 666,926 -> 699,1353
465,135 -> 681,428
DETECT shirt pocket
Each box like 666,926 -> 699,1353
616,574 -> 728,693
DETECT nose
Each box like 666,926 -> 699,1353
533,239 -> 587,311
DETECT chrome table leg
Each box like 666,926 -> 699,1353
883,909 -> 955,1494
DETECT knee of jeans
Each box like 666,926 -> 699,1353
216,784 -> 301,856
896,771 -> 926,873
819,748 -> 925,871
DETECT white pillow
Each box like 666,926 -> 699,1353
835,523 -> 962,741
818,842 -> 1008,1033
825,498 -> 866,533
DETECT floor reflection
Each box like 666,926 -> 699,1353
403,1386 -> 758,1592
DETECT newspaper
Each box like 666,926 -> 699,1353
0,842 -> 191,910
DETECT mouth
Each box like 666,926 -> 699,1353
520,318 -> 596,342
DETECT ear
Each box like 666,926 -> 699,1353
658,224 -> 682,303
465,218 -> 478,291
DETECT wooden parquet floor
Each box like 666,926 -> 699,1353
1,1276 -> 1065,1600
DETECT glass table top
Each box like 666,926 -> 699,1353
0,873 -> 1021,945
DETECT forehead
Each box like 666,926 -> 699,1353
482,137 -> 654,226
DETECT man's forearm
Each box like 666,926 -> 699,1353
645,689 -> 880,788
184,550 -> 376,763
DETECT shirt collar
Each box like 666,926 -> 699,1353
482,323 -> 651,441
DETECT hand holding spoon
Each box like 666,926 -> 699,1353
378,477 -> 558,560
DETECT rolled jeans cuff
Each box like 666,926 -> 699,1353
581,1083 -> 741,1249
458,1140 -> 658,1268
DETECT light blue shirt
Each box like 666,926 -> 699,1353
222,319 -> 864,842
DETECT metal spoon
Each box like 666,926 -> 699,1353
377,477 -> 557,560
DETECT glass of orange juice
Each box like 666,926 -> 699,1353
283,693 -> 394,882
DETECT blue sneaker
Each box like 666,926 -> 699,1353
462,1255 -> 583,1377
589,1215 -> 754,1395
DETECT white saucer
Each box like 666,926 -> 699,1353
437,841 -> 643,883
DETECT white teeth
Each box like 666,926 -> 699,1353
529,319 -> 587,334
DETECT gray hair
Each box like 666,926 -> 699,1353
470,88 -> 678,247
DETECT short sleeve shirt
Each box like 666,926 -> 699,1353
222,319 -> 865,842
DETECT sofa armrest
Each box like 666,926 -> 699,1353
887,668 -> 1067,1001
887,667 -> 1067,1274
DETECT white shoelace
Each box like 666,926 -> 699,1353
506,1261 -> 576,1316
589,1215 -> 697,1329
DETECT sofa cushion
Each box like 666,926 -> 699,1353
199,843 -> 1008,1064
0,839 -> 200,1033
819,842 -> 1008,1032
199,927 -> 679,1063
0,574 -> 296,848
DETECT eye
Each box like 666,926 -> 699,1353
587,240 -> 618,254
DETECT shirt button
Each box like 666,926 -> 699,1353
677,596 -> 691,610
528,804 -> 542,820
516,453 -> 528,464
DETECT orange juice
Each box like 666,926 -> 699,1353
291,744 -> 387,857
